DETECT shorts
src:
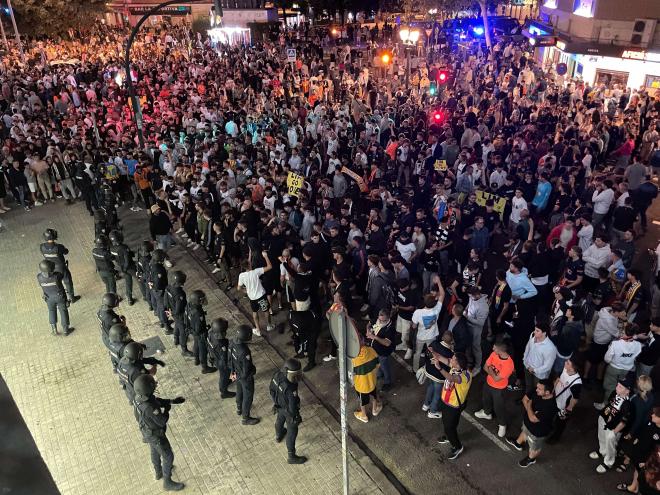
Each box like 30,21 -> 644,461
28,182 -> 36,193
396,315 -> 412,334
357,390 -> 377,406
295,298 -> 310,311
249,295 -> 270,313
588,342 -> 609,364
522,424 -> 545,451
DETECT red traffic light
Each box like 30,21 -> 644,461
438,72 -> 447,82
433,111 -> 443,122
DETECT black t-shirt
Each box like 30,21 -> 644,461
369,320 -> 396,356
523,394 -> 558,438
397,287 -> 419,321
563,258 -> 585,283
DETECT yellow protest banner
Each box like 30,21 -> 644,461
287,172 -> 304,197
434,159 -> 447,171
475,190 -> 508,220
341,166 -> 369,193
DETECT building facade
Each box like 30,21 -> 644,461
523,0 -> 660,90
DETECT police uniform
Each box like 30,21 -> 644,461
149,261 -> 171,330
37,271 -> 71,333
207,332 -> 234,398
40,241 -> 76,301
290,309 -> 319,369
133,396 -> 177,485
164,285 -> 187,346
92,245 -> 117,293
117,356 -> 149,403
270,371 -> 302,455
110,241 -> 136,303
108,338 -> 132,372
186,304 -> 215,372
230,339 -> 257,421
97,306 -> 122,348
136,251 -> 153,310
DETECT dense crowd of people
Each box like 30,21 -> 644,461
4,18 -> 660,492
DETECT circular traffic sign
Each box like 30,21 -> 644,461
556,62 -> 567,76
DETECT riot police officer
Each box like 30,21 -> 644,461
107,323 -> 132,372
92,235 -> 117,293
94,210 -> 108,237
132,375 -> 185,491
230,325 -> 259,425
109,230 -> 136,305
39,228 -> 80,304
149,249 -> 172,332
207,318 -> 235,399
289,308 -> 319,372
164,271 -> 189,351
73,161 -> 96,215
269,358 -> 307,464
97,292 -> 123,349
37,260 -> 74,336
186,290 -> 217,374
136,241 -> 154,310
117,341 -> 165,403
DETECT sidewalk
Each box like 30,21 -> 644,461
0,200 -> 397,495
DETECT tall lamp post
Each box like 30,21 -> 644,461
124,0 -> 204,149
399,27 -> 419,90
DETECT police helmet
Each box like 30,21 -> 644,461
108,323 -> 131,343
283,358 -> 303,383
151,249 -> 166,264
236,324 -> 253,343
171,271 -> 187,287
188,289 -> 207,307
95,235 -> 109,248
210,318 -> 228,338
39,260 -> 55,275
123,341 -> 144,362
43,228 -> 58,241
133,374 -> 156,401
101,292 -> 120,308
109,230 -> 123,244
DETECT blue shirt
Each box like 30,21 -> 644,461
532,180 -> 552,209
506,269 -> 538,301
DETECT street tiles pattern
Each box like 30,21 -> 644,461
0,201 -> 384,495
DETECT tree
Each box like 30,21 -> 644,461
10,0 -> 107,36
437,0 -> 497,50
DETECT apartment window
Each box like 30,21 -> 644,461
573,0 -> 595,17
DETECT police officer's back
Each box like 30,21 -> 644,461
40,228 -> 79,304
37,260 -> 74,336
186,290 -> 216,374
136,240 -> 154,310
165,271 -> 188,350
149,249 -> 172,332
109,230 -> 136,305
132,374 -> 185,491
207,318 -> 235,399
270,358 -> 306,464
92,235 -> 117,293
107,323 -> 132,372
97,293 -> 123,347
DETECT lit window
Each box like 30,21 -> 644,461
543,0 -> 558,8
573,0 -> 594,17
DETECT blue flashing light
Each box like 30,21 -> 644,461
473,26 -> 484,36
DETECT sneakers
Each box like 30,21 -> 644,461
192,244 -> 200,250
519,456 -> 536,468
474,409 -> 493,420
448,446 -> 464,460
404,349 -> 413,360
372,400 -> 383,417
252,328 -> 262,337
506,438 -> 524,451
588,451 -> 601,460
596,464 -> 610,474
422,403 -> 430,412
354,410 -> 369,423
34,201 -> 43,206
427,411 -> 442,419
176,228 -> 184,234
266,324 -> 275,332
498,425 -> 507,438
323,354 -> 337,362
593,402 -> 605,411
436,436 -> 450,445
212,267 -> 221,274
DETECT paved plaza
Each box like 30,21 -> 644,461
0,201 -> 396,495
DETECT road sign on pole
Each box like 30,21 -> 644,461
286,48 -> 296,63
328,303 -> 360,495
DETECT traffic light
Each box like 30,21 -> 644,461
429,81 -> 437,95
438,71 -> 448,84
430,110 -> 444,124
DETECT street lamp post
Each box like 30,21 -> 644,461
399,27 -> 419,91
6,0 -> 24,62
124,0 -> 205,149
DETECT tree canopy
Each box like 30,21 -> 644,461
9,0 -> 107,36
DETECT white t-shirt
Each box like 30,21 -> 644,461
510,196 -> 527,224
412,300 -> 443,341
238,267 -> 266,300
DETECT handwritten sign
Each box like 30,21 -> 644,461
287,172 -> 304,197
475,190 -> 508,220
434,159 -> 447,171
341,166 -> 369,193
